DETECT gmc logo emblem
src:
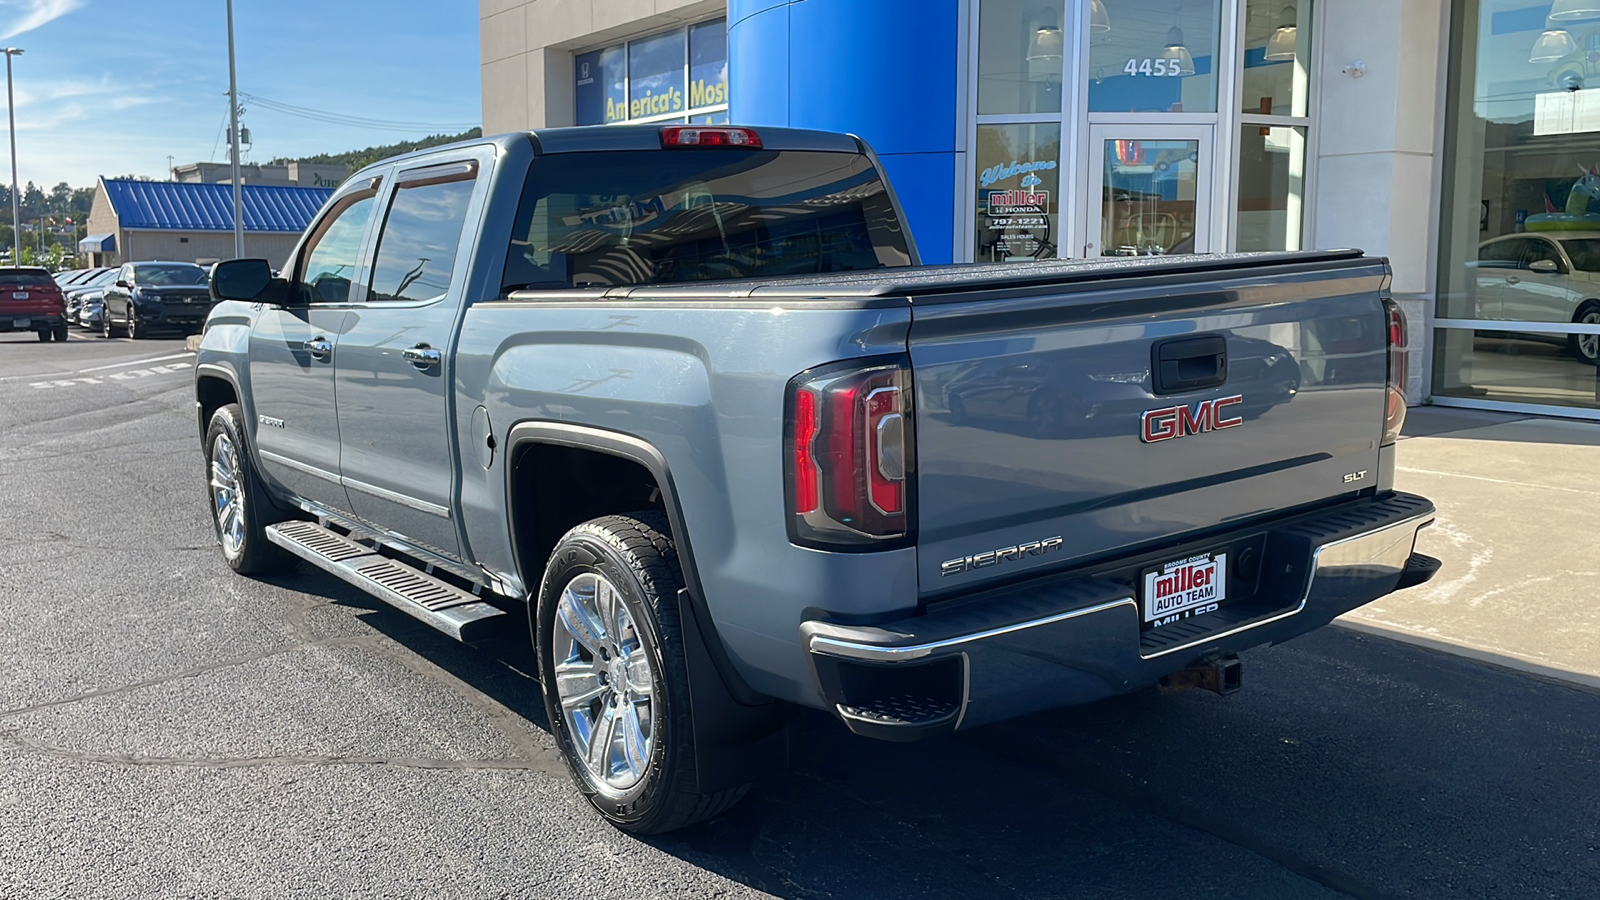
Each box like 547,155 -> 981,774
1141,395 -> 1244,443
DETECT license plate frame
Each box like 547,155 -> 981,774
1142,551 -> 1227,628
13,317 -> 29,328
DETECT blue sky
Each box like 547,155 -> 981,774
0,0 -> 482,189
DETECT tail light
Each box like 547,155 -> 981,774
785,359 -> 914,549
1382,298 -> 1407,447
660,126 -> 762,148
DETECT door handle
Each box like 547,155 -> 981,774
403,344 -> 442,369
1506,276 -> 1521,285
305,336 -> 332,360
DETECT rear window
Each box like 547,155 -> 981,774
0,269 -> 55,287
503,149 -> 912,292
134,264 -> 208,286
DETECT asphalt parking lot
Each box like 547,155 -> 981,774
1,333 -> 1596,899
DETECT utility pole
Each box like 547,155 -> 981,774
3,48 -> 22,266
226,0 -> 243,258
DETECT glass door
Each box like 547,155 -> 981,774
1086,124 -> 1213,257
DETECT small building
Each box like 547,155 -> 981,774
79,178 -> 334,269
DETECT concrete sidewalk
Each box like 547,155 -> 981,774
1336,406 -> 1600,690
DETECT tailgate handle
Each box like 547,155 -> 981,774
1152,335 -> 1228,394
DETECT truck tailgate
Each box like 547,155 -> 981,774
910,255 -> 1392,594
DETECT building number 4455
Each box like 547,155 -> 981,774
1124,58 -> 1184,77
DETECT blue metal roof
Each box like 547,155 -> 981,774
100,179 -> 334,233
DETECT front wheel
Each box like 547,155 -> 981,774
535,513 -> 748,834
1570,302 -> 1600,366
101,305 -> 120,338
204,404 -> 291,574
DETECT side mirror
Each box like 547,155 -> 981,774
210,258 -> 281,303
1529,258 -> 1561,274
114,279 -> 128,288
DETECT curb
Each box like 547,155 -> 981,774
1333,619 -> 1600,694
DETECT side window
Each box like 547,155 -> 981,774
298,187 -> 379,303
1477,238 -> 1526,268
1523,239 -> 1564,271
117,264 -> 133,285
367,163 -> 477,303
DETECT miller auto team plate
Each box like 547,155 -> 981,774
1144,551 -> 1227,626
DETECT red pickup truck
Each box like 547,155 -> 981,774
0,267 -> 68,341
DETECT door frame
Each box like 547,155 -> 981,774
1083,122 -> 1216,258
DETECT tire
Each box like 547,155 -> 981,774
535,512 -> 748,834
52,324 -> 68,342
203,403 -> 292,575
1570,301 -> 1600,366
36,329 -> 49,342
126,308 -> 141,340
101,305 -> 119,338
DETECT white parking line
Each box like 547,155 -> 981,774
0,351 -> 194,384
27,361 -> 195,390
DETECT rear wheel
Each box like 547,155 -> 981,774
36,330 -> 49,342
204,403 -> 291,575
1570,302 -> 1600,366
52,324 -> 67,342
125,309 -> 141,340
536,512 -> 748,834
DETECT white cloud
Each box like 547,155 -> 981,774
0,0 -> 84,42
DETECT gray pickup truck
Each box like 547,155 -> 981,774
195,124 -> 1439,833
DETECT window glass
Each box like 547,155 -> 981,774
133,264 -> 208,286
1100,138 -> 1200,256
974,123 -> 1061,261
689,20 -> 728,110
1242,0 -> 1311,117
0,269 -> 54,286
502,150 -> 911,291
1436,0 -> 1600,412
628,30 -> 686,120
369,176 -> 476,303
1235,125 -> 1306,252
575,46 -> 627,126
978,0 -> 1065,115
299,194 -> 376,303
1088,0 -> 1220,113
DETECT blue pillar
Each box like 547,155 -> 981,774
729,0 -> 962,264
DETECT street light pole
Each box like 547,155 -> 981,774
3,48 -> 22,267
225,0 -> 242,259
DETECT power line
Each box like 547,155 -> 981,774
238,92 -> 477,133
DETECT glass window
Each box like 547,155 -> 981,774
299,192 -> 377,303
1088,0 -> 1220,113
575,46 -> 627,126
628,30 -> 686,120
1242,1 -> 1311,117
1099,138 -> 1200,256
133,263 -> 208,286
502,150 -> 912,291
689,20 -> 728,110
1235,124 -> 1306,251
978,0 -> 1066,115
369,174 -> 476,303
974,123 -> 1062,261
1436,0 -> 1600,411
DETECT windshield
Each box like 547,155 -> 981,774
1560,239 -> 1600,272
503,149 -> 912,291
0,269 -> 55,286
72,269 -> 118,291
135,264 -> 208,286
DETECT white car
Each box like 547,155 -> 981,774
1471,232 -> 1600,364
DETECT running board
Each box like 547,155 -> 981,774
265,520 -> 507,641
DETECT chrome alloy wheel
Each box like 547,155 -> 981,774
551,571 -> 656,791
209,432 -> 246,557
1579,309 -> 1600,362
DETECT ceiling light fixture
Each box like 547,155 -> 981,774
1264,6 -> 1298,61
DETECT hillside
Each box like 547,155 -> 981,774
272,128 -> 483,172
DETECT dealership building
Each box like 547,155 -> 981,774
482,0 -> 1600,419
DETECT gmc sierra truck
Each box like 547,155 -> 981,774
195,125 -> 1439,834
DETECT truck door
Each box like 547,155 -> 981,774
247,177 -> 383,513
332,154 -> 487,561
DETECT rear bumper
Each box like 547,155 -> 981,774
0,313 -> 63,331
801,491 -> 1437,741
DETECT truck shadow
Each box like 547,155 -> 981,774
313,575 -> 1600,900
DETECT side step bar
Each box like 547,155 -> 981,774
265,520 -> 507,641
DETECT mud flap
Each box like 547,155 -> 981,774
678,589 -> 790,793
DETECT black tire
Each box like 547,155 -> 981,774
126,308 -> 141,340
203,403 -> 292,575
535,512 -> 748,834
101,305 -> 119,338
1569,301 -> 1600,366
52,324 -> 68,342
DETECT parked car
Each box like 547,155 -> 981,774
53,267 -> 89,286
196,125 -> 1438,834
101,261 -> 213,339
66,268 -> 118,326
0,266 -> 68,340
1469,232 -> 1600,364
